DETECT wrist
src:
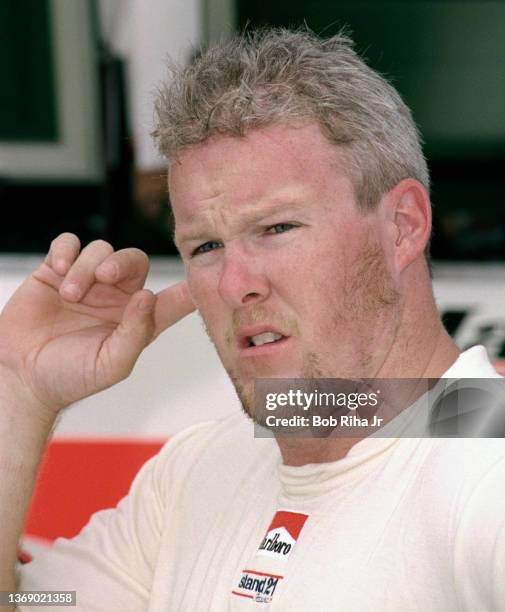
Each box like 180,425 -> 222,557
0,363 -> 58,438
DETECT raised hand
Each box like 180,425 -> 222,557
0,233 -> 195,412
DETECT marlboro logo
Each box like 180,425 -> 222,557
230,512 -> 309,603
257,510 -> 308,561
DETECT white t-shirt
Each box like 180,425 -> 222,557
19,346 -> 505,611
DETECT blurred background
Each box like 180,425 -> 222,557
1,0 -> 504,258
1,0 -> 504,549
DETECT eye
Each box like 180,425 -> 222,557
191,241 -> 222,257
265,223 -> 296,234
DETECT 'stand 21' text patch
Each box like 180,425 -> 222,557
231,510 -> 309,604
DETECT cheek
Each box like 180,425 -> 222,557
294,230 -> 346,287
289,229 -> 355,327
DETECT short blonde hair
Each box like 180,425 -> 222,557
153,27 -> 429,210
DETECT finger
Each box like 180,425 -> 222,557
153,280 -> 196,338
95,248 -> 150,293
100,289 -> 156,382
59,240 -> 114,302
44,233 -> 81,276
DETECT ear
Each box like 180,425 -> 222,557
380,178 -> 432,273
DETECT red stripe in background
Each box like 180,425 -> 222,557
24,439 -> 166,541
493,361 -> 505,376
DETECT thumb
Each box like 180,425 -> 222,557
101,289 -> 156,383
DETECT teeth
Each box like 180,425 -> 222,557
250,332 -> 283,347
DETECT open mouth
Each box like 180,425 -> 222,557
247,331 -> 285,347
236,328 -> 290,352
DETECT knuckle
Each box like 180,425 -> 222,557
89,239 -> 114,253
120,247 -> 146,260
115,248 -> 149,273
131,248 -> 149,264
50,233 -> 80,252
59,232 -> 79,243
55,232 -> 79,245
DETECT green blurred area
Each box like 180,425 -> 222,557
237,0 -> 505,161
0,0 -> 58,141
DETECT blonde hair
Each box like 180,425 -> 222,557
153,27 -> 429,210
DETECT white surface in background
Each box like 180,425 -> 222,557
97,0 -> 203,170
431,263 -> 505,355
1,256 -> 504,437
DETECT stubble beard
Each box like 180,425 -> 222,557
227,350 -> 326,424
206,237 -> 401,425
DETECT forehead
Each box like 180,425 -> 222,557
168,122 -> 353,223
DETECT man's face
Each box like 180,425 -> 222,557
170,123 -> 401,418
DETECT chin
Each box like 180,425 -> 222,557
229,375 -> 255,421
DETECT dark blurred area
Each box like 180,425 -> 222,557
236,0 -> 505,261
0,0 -> 176,256
1,0 -> 504,259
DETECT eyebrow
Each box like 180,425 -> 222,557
175,200 -> 307,247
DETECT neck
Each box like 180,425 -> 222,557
277,284 -> 460,467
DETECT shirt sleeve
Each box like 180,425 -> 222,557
17,421 -> 213,611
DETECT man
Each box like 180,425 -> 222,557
1,28 -> 504,610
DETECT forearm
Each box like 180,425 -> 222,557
0,365 -> 57,597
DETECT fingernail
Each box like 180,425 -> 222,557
62,283 -> 81,300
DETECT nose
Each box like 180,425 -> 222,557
217,246 -> 271,308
